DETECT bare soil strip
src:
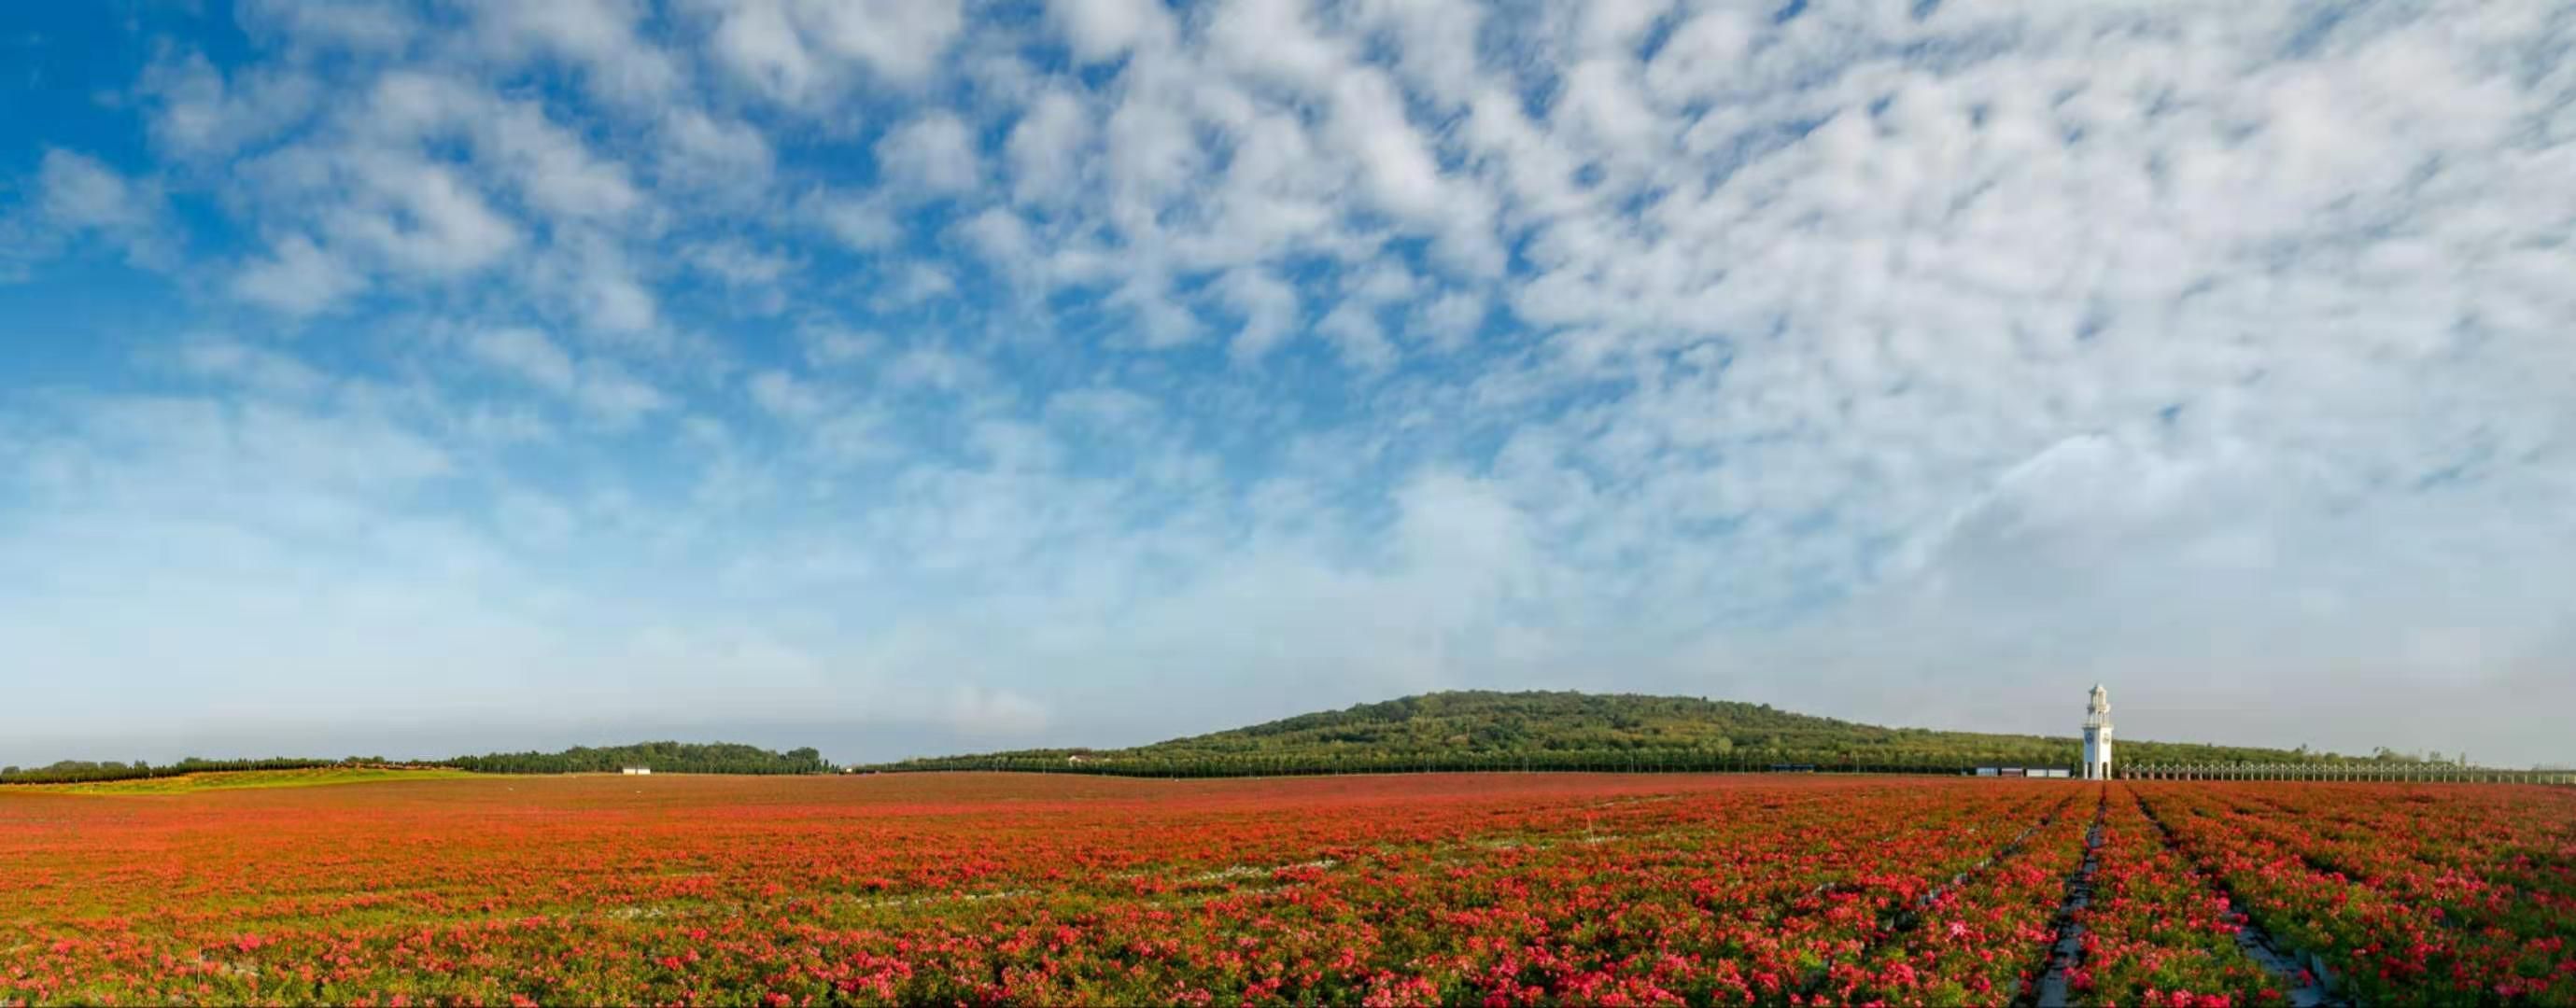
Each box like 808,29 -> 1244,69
2029,791 -> 2107,1008
2130,788 -> 2348,1008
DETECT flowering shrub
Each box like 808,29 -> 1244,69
2,774 -> 2567,1005
2071,792 -> 2288,1005
2133,781 -> 2576,1004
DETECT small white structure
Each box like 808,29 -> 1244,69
2082,684 -> 2115,780
621,766 -> 653,776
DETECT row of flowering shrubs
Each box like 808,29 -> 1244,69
5,773 -> 2568,1005
2133,782 -> 2576,1004
2068,791 -> 2294,1005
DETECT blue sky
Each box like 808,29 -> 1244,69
3,0 -> 2570,767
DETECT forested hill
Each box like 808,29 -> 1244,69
880,691 -> 2419,771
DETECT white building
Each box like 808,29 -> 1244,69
2082,684 -> 2115,780
621,766 -> 653,776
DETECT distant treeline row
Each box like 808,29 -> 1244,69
445,742 -> 831,776
0,756 -> 380,786
0,742 -> 833,786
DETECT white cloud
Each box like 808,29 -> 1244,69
798,324 -> 875,368
1048,0 -> 1172,64
485,105 -> 643,220
323,154 -> 521,276
359,72 -> 644,223
568,365 -> 672,426
1006,90 -> 1091,205
1415,291 -> 1486,352
1216,267 -> 1300,363
1325,70 -> 1452,223
235,0 -> 420,53
702,0 -> 819,103
875,261 -> 955,308
883,346 -> 989,394
1206,0 -> 1347,96
537,234 -> 661,335
699,0 -> 965,104
802,188 -> 899,250
462,326 -> 670,426
136,53 -> 319,161
875,111 -> 983,195
747,369 -> 827,420
1106,273 -> 1202,349
657,106 -> 776,197
465,327 -> 581,393
460,0 -> 683,105
1316,301 -> 1395,372
956,207 -> 1036,270
231,233 -> 366,315
35,150 -> 144,229
166,340 -> 331,399
23,149 -> 173,269
688,239 -> 795,287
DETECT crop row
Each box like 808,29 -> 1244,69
2133,782 -> 2576,1003
2065,790 -> 2294,1006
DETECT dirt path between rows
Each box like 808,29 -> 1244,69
2029,790 -> 2107,1008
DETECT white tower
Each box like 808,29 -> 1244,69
2082,683 -> 2114,780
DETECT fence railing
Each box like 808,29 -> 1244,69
859,753 -> 2082,778
854,755 -> 2576,784
2122,763 -> 2576,784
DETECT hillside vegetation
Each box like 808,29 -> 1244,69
878,691 -> 2420,773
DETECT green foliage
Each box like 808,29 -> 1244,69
4,743 -> 833,787
443,741 -> 831,776
871,690 -> 2420,775
36,766 -> 481,794
0,755 -> 384,786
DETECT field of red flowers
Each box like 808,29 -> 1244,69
3,773 -> 2569,1005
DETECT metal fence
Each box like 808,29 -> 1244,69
856,754 -> 2576,784
2123,763 -> 2576,784
864,752 -> 2084,778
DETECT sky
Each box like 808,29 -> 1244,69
1,0 -> 2569,769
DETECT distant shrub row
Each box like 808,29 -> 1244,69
1,742 -> 833,786
0,756 -> 377,786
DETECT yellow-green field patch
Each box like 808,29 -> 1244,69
19,766 -> 482,794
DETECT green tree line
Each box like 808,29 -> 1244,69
0,755 -> 385,785
3,742 -> 832,785
443,741 -> 831,775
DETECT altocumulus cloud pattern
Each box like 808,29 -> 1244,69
0,0 -> 2569,764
